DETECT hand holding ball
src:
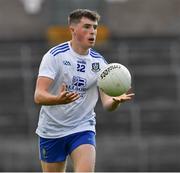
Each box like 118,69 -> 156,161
97,63 -> 131,96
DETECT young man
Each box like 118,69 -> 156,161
34,9 -> 134,172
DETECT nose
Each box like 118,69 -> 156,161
90,26 -> 95,34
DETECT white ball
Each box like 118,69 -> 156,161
97,63 -> 131,96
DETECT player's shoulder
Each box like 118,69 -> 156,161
48,42 -> 70,57
89,48 -> 103,58
89,48 -> 108,64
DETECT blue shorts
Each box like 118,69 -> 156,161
39,131 -> 96,163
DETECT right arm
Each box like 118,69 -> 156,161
34,76 -> 80,105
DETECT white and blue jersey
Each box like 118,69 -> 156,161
36,41 -> 108,138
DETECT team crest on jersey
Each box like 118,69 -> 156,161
92,62 -> 100,72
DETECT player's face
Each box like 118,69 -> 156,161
72,17 -> 98,49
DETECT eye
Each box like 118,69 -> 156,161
83,24 -> 91,29
93,25 -> 98,30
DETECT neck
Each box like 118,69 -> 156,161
70,40 -> 89,55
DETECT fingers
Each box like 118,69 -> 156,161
126,93 -> 135,97
65,92 -> 80,102
113,98 -> 119,102
61,90 -> 69,97
113,92 -> 135,103
59,91 -> 80,104
57,83 -> 80,104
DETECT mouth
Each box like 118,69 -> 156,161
88,38 -> 95,43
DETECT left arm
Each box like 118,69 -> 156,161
99,89 -> 135,111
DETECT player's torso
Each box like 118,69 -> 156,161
49,42 -> 106,96
37,43 -> 107,137
59,53 -> 101,97
44,47 -> 104,124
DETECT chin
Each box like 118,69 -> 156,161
84,41 -> 95,49
89,42 -> 95,47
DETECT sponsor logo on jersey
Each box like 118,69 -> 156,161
72,76 -> 86,87
67,76 -> 87,97
92,62 -> 100,72
77,60 -> 86,64
63,60 -> 71,66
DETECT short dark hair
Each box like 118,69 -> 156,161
68,9 -> 100,25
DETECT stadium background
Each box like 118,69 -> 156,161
0,0 -> 180,171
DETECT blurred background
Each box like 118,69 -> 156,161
0,0 -> 180,171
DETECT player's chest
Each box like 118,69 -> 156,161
61,58 -> 101,79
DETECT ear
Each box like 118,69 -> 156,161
69,25 -> 75,34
